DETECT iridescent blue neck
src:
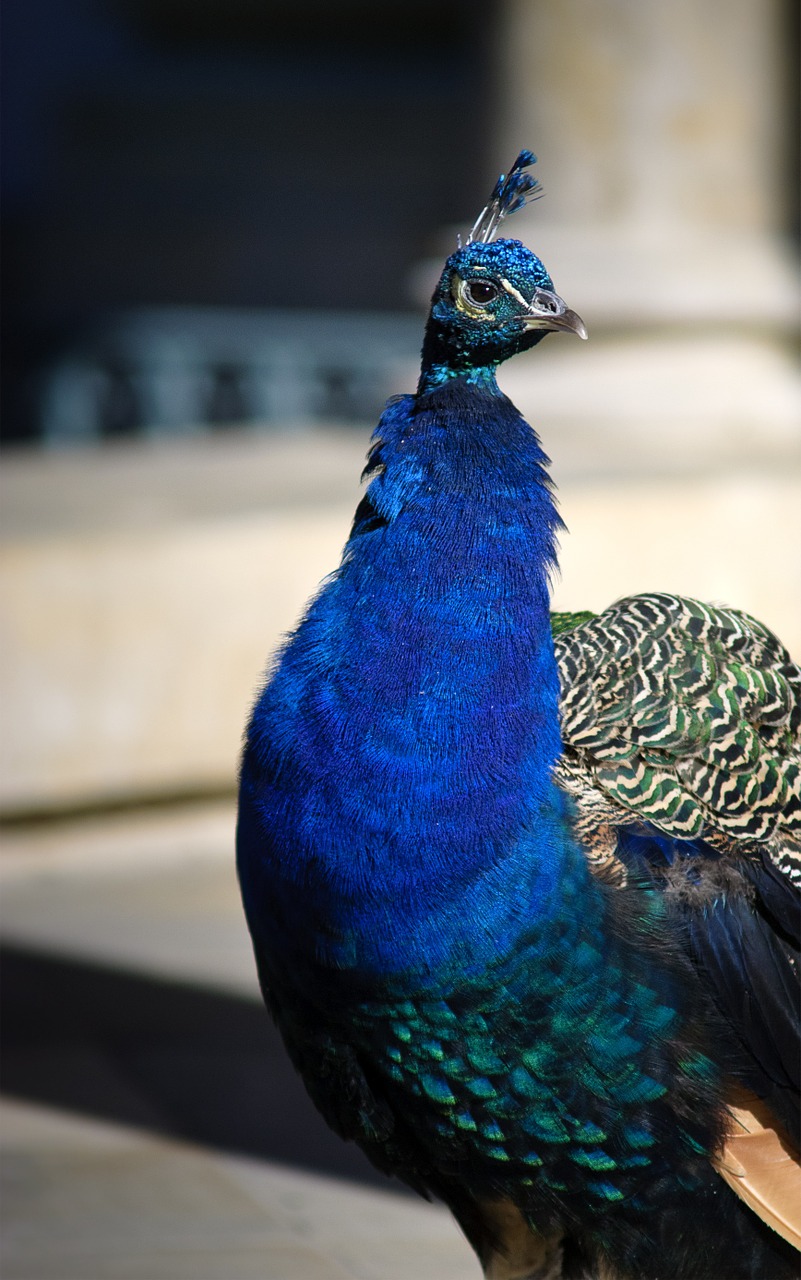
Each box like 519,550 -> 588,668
417,362 -> 501,395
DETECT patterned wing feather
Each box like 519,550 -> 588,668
554,593 -> 801,884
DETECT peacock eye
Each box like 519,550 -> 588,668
463,278 -> 500,307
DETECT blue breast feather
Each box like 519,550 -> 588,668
240,380 -> 577,978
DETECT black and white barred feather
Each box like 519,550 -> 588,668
552,593 -> 801,887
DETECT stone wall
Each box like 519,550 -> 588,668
2,425 -> 799,816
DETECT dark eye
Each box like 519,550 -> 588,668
463,278 -> 500,307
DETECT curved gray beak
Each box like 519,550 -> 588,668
521,288 -> 588,340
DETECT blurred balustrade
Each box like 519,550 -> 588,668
36,309 -> 423,445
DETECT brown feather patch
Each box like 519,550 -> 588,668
715,1090 -> 801,1252
477,1200 -> 564,1279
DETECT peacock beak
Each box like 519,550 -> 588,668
521,288 -> 588,340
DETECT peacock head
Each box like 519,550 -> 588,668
420,151 -> 586,389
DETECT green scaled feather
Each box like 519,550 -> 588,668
551,610 -> 596,636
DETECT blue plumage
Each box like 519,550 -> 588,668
238,153 -> 800,1279
240,379 -> 565,978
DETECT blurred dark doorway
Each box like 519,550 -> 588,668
1,0 -> 494,443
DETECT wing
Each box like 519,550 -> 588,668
552,593 -> 801,1248
553,593 -> 800,882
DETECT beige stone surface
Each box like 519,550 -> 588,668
0,504 -> 353,812
1,1099 -> 475,1280
553,470 -> 801,645
0,801 -> 254,996
496,0 -> 787,237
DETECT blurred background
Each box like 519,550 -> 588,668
1,2 -> 800,1277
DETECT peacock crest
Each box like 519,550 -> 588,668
464,148 -> 543,246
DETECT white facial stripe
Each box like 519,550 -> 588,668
500,278 -> 533,310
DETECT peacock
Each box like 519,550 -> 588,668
237,152 -> 800,1280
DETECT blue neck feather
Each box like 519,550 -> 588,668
240,374 -> 581,981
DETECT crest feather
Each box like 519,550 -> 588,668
466,150 -> 543,246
